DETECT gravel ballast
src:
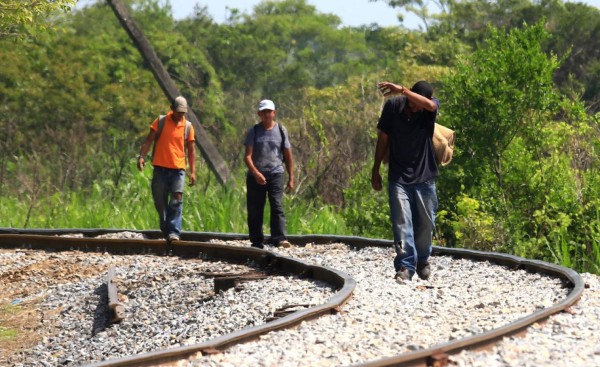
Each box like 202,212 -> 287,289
1,234 -> 597,367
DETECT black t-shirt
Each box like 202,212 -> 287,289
377,96 -> 439,184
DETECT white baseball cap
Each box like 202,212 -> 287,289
257,99 -> 275,111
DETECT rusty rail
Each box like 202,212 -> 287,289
0,228 -> 585,367
0,230 -> 355,367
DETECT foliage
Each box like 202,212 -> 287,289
438,21 -> 600,272
0,0 -> 75,38
378,0 -> 600,112
343,165 -> 390,239
290,76 -> 382,204
0,0 -> 599,274
437,195 -> 504,251
180,0 -> 374,97
431,0 -> 600,113
0,160 -> 347,235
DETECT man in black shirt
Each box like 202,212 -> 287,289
371,81 -> 439,282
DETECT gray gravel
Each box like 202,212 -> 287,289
2,234 -> 598,367
450,272 -> 600,367
2,244 -> 333,366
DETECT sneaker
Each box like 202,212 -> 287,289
416,262 -> 431,280
251,243 -> 264,249
277,240 -> 292,248
394,267 -> 413,282
167,233 -> 180,242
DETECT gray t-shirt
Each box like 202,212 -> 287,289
244,122 -> 291,175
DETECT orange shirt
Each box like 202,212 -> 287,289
150,111 -> 195,170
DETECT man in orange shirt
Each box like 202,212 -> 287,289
137,96 -> 196,243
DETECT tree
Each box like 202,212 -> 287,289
438,21 -> 600,272
180,0 -> 376,98
439,21 -> 561,234
0,0 -> 76,38
422,0 -> 600,112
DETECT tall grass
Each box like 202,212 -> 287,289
1,163 -> 598,275
0,163 -> 347,236
585,208 -> 600,274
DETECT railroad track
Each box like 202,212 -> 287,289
0,228 -> 584,367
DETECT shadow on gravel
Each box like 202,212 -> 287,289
92,284 -> 110,336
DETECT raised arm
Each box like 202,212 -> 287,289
378,81 -> 437,112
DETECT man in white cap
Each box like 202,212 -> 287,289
137,96 -> 196,243
243,99 -> 294,248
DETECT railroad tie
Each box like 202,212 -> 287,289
211,272 -> 268,293
107,266 -> 125,323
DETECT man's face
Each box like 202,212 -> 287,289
172,111 -> 185,122
258,109 -> 275,123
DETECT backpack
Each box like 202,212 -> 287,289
152,115 -> 192,162
253,122 -> 288,163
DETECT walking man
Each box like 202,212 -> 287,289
137,96 -> 196,243
244,99 -> 294,249
371,81 -> 439,282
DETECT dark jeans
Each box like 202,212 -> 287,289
246,172 -> 287,246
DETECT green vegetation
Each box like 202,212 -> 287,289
0,0 -> 598,274
0,326 -> 17,341
436,22 -> 600,274
0,0 -> 76,38
0,305 -> 19,341
0,163 -> 347,235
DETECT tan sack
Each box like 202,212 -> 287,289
433,123 -> 455,166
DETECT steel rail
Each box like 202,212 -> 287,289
0,231 -> 355,367
0,228 -> 585,367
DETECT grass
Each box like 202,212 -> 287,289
0,165 -> 348,236
0,305 -> 20,342
1,164 -> 598,275
0,326 -> 17,341
0,302 -> 44,361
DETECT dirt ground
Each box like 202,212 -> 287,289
0,249 -> 108,364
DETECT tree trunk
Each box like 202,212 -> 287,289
106,0 -> 233,187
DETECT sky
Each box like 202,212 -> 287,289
76,0 -> 600,29
169,0 -> 428,29
164,0 -> 600,29
74,0 -> 416,27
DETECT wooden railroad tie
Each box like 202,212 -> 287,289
107,266 -> 125,323
209,271 -> 269,293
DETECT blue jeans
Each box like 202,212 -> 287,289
388,178 -> 438,272
151,167 -> 186,239
246,172 -> 287,246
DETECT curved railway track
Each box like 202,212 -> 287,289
0,228 -> 584,367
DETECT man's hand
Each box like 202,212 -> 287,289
286,178 -> 295,193
253,171 -> 267,185
137,157 -> 145,171
371,170 -> 383,191
378,81 -> 404,96
189,173 -> 196,186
